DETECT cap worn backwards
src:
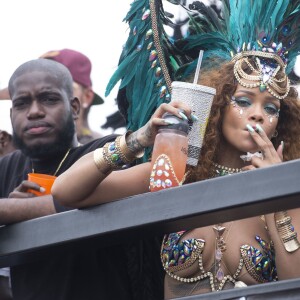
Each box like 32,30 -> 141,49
40,49 -> 104,105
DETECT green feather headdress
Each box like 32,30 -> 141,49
105,0 -> 187,133
105,0 -> 300,158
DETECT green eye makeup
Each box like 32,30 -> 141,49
231,96 -> 280,122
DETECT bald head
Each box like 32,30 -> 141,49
8,58 -> 74,99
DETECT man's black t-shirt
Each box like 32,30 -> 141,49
0,135 -> 164,300
0,135 -> 117,201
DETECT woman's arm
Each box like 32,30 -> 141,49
53,158 -> 151,208
242,125 -> 300,279
264,209 -> 300,279
52,102 -> 192,207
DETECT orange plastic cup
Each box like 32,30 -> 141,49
27,173 -> 57,196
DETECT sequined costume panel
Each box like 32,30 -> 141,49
240,235 -> 277,283
161,230 -> 277,294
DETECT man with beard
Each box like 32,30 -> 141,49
0,58 -> 140,300
0,48 -> 104,144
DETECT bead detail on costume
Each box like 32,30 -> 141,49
161,230 -> 277,292
213,225 -> 227,282
212,162 -> 242,176
232,51 -> 290,100
240,236 -> 277,283
142,9 -> 150,21
150,154 -> 179,192
161,230 -> 244,292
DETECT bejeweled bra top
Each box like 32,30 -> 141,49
161,230 -> 277,291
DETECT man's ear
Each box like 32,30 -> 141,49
70,97 -> 81,120
0,87 -> 10,100
0,130 -> 10,146
0,131 -> 4,146
81,88 -> 94,108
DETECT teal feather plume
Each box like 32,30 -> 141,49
105,0 -> 189,162
174,0 -> 300,76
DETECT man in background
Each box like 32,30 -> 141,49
0,129 -> 15,299
0,130 -> 15,158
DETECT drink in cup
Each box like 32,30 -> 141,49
150,113 -> 189,192
27,173 -> 57,196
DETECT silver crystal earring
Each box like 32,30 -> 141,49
272,130 -> 278,138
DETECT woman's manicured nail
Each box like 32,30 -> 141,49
40,187 -> 46,193
281,140 -> 284,151
164,119 -> 176,125
255,124 -> 263,133
246,124 -> 255,133
191,114 -> 199,121
178,111 -> 188,120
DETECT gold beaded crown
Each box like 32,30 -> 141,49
231,50 -> 290,100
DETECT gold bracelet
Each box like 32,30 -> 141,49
275,211 -> 300,253
98,132 -> 145,172
102,142 -> 121,169
114,136 -> 132,164
93,148 -> 112,175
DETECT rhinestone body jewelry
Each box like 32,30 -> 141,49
212,163 -> 242,176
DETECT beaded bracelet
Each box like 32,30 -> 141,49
274,211 -> 300,253
93,132 -> 145,173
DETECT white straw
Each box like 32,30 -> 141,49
193,50 -> 204,84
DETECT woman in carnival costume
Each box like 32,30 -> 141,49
52,0 -> 300,297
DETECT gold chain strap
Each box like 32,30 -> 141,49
150,0 -> 172,92
32,148 -> 71,176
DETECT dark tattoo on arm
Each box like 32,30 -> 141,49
127,125 -> 154,153
127,131 -> 145,153
144,125 -> 153,140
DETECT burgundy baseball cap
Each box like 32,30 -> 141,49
40,49 -> 104,105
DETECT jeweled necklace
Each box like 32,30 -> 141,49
213,162 -> 242,176
32,148 -> 71,176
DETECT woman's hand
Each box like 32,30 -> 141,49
242,124 -> 283,171
127,101 -> 193,150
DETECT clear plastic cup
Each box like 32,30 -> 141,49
27,173 -> 57,196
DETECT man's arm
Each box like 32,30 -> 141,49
0,196 -> 56,225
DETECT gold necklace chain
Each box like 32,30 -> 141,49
32,148 -> 71,176
150,0 -> 172,92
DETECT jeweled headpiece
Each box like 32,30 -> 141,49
232,50 -> 290,100
105,0 -> 300,158
176,0 -> 300,100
